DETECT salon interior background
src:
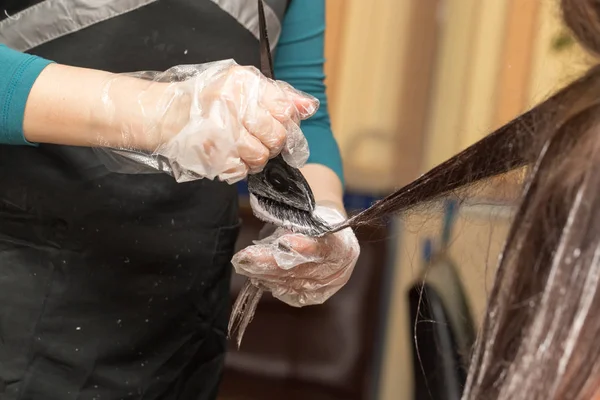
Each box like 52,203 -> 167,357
225,0 -> 591,400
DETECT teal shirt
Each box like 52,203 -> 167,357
0,44 -> 52,146
0,0 -> 344,183
274,0 -> 344,184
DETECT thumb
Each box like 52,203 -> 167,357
292,92 -> 319,119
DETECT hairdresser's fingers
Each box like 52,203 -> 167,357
277,233 -> 347,264
255,264 -> 341,291
277,81 -> 320,120
268,266 -> 352,306
243,234 -> 345,275
259,81 -> 317,123
271,234 -> 333,271
232,242 -> 321,279
218,160 -> 249,184
234,246 -> 311,277
273,288 -> 329,307
237,129 -> 270,173
277,235 -> 323,258
243,106 -> 287,157
233,252 -> 354,308
232,246 -> 282,276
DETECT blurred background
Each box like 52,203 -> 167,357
221,1 -> 592,399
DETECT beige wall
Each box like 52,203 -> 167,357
422,0 -> 508,170
422,0 -> 591,171
527,0 -> 590,106
325,0 -> 410,191
325,0 -> 438,192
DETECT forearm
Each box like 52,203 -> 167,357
0,42 -> 156,150
301,163 -> 346,217
23,63 -> 157,150
24,63 -> 109,146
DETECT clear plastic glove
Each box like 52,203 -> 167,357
93,59 -> 318,183
231,204 -> 360,307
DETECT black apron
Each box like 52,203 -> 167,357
0,0 -> 289,398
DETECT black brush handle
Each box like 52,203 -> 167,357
257,0 -> 275,79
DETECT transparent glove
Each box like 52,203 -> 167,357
93,59 -> 318,183
232,204 -> 360,307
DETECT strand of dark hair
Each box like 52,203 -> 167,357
329,65 -> 600,233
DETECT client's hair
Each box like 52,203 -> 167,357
339,0 -> 600,398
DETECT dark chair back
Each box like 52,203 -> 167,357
408,253 -> 476,400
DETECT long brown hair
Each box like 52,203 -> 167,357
332,0 -> 600,397
462,1 -> 600,397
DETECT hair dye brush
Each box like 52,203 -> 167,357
245,0 -> 331,237
228,0 -> 332,346
247,156 -> 331,236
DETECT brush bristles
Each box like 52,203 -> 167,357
254,195 -> 331,236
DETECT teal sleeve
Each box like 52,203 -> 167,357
0,44 -> 54,146
273,0 -> 345,185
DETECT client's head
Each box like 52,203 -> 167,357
462,0 -> 600,398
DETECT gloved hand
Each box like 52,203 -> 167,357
231,203 -> 360,307
94,59 -> 318,183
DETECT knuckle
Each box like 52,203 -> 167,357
255,147 -> 270,165
266,125 -> 287,152
243,146 -> 269,168
230,65 -> 257,80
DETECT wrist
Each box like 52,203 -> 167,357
316,199 -> 347,218
300,163 -> 346,217
115,80 -> 192,152
91,75 -> 166,152
146,82 -> 192,152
